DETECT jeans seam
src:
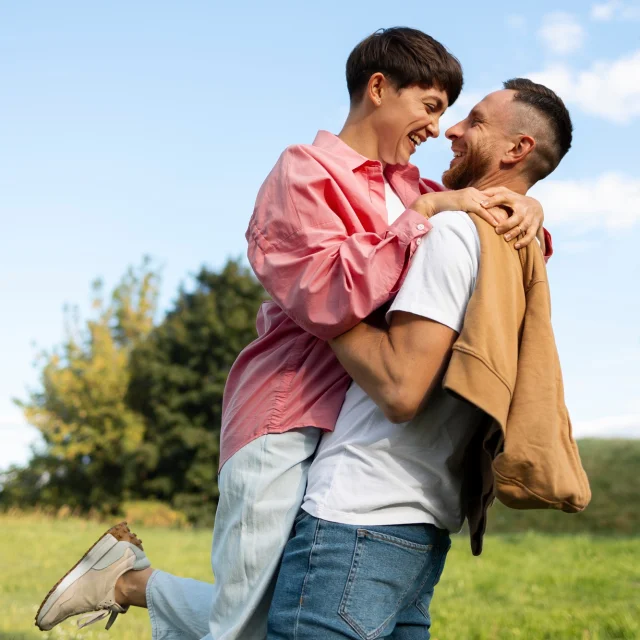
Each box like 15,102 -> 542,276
357,529 -> 434,552
416,540 -> 450,619
293,515 -> 322,640
146,570 -> 160,640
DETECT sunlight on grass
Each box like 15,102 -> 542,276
1,515 -> 638,639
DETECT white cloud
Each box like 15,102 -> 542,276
530,49 -> 640,124
574,414 -> 640,438
591,0 -> 640,20
591,0 -> 620,20
538,12 -> 585,55
529,172 -> 640,232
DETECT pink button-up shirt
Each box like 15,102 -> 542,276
219,131 -> 441,468
219,131 -> 554,468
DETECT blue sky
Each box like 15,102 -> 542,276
2,0 -> 639,470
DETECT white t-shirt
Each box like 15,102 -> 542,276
384,177 -> 406,224
302,211 -> 484,532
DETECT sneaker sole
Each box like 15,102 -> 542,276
35,522 -> 144,630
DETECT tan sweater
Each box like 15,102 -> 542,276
443,213 -> 591,556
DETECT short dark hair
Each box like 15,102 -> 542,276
503,78 -> 573,182
346,27 -> 463,107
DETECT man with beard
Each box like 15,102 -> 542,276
266,78 -> 573,639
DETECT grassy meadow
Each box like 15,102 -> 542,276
1,514 -> 638,640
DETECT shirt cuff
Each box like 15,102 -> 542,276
387,208 -> 432,245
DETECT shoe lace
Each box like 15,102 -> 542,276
77,604 -> 126,631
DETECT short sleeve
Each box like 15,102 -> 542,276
386,211 -> 480,333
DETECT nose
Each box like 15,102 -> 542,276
445,123 -> 461,141
426,118 -> 440,139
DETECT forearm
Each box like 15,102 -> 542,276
329,322 -> 402,418
248,211 -> 428,341
329,315 -> 451,423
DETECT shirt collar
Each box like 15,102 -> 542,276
313,130 -> 421,179
312,130 -> 371,171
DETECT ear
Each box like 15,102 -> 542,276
503,135 -> 536,167
366,72 -> 387,107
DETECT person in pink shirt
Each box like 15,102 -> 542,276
36,27 -> 551,640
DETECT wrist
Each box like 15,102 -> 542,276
411,193 -> 438,219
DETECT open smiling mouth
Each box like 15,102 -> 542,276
408,132 -> 424,152
450,151 -> 465,166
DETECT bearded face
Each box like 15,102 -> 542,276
442,140 -> 495,190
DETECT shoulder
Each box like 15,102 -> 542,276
259,144 -> 331,197
428,211 -> 479,250
267,144 -> 335,183
405,210 -> 480,285
279,143 -> 335,167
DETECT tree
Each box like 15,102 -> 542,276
6,260 -> 159,513
127,259 -> 267,525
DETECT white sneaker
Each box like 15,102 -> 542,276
35,522 -> 151,631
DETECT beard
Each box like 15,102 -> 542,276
442,142 -> 494,190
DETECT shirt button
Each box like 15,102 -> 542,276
417,223 -> 425,230
416,238 -> 422,246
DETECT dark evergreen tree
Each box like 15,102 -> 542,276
127,260 -> 267,525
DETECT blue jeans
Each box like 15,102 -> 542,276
267,511 -> 451,640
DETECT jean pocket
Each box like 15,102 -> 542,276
338,529 -> 437,640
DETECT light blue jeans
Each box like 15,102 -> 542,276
146,428 -> 322,640
267,511 -> 451,639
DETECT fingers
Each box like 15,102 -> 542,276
457,190 -> 500,225
495,212 -> 525,236
515,224 -> 538,249
479,187 -> 513,211
473,205 -> 500,227
487,205 -> 509,222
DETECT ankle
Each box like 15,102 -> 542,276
115,567 -> 153,609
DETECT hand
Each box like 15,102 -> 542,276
410,189 -> 508,227
481,186 -> 545,249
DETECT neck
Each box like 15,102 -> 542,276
338,110 -> 386,167
472,167 -> 530,195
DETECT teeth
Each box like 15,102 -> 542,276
409,134 -> 421,146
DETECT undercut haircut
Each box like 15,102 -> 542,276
503,78 -> 573,183
346,27 -> 463,107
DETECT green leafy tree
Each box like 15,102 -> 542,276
5,260 -> 159,513
127,259 -> 267,525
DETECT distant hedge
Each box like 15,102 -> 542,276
487,439 -> 639,535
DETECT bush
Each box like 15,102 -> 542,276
119,500 -> 191,529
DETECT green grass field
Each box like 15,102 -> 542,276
1,515 -> 638,640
